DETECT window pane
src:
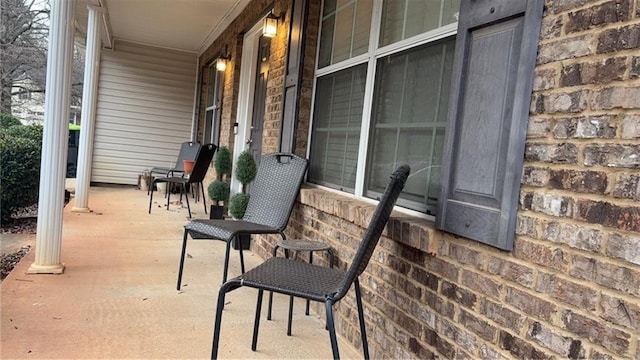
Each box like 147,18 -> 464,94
380,0 -> 460,47
366,38 -> 455,212
318,16 -> 335,68
352,1 -> 372,56
206,67 -> 215,107
323,0 -> 337,15
333,3 -> 355,63
309,65 -> 367,192
318,0 -> 372,68
204,110 -> 214,144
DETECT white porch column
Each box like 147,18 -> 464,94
72,5 -> 102,213
28,0 -> 76,274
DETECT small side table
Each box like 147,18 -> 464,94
267,239 -> 335,336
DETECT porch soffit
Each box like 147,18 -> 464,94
74,0 -> 251,54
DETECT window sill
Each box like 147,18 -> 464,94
298,185 -> 442,255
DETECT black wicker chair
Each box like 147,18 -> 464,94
177,153 -> 308,289
148,143 -> 216,218
266,239 -> 335,336
210,165 -> 410,360
147,141 -> 200,195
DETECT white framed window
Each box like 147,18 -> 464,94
309,0 -> 460,214
204,61 -> 224,145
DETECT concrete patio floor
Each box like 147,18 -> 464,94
1,186 -> 360,359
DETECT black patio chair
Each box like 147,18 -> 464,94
210,164 -> 410,360
147,141 -> 201,195
177,153 -> 308,289
148,143 -> 216,218
266,239 -> 335,336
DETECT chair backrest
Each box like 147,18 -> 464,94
333,165 -> 410,301
174,141 -> 201,171
188,144 -> 216,183
242,153 -> 309,230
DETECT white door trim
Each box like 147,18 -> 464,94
231,20 -> 263,194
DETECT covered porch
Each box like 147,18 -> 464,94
21,0 -> 640,358
1,185 -> 360,358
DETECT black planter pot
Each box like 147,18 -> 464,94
210,205 -> 224,219
232,234 -> 251,250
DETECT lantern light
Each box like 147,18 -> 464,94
216,57 -> 227,72
263,12 -> 279,37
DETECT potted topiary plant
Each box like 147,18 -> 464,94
234,149 -> 257,193
208,146 -> 232,219
207,181 -> 229,219
228,149 -> 257,249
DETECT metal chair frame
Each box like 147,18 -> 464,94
210,165 -> 410,360
147,141 -> 200,195
177,153 -> 309,288
267,240 -> 335,336
148,143 -> 216,218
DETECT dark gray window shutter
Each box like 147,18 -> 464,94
437,0 -> 544,251
279,0 -> 309,153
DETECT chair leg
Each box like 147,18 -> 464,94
251,289 -> 264,351
325,300 -> 340,360
287,295 -> 294,336
148,181 -> 155,213
183,183 -> 191,218
305,252 -> 314,315
267,244 -> 281,321
354,279 -> 370,359
238,244 -> 245,274
201,182 -> 207,214
222,239 -> 232,283
177,229 -> 189,290
211,282 -> 231,360
166,183 -> 171,210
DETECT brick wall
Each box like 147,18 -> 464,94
252,0 -> 639,359
196,0 -> 291,186
293,0 -> 321,157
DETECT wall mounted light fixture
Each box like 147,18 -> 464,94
216,57 -> 228,72
216,45 -> 231,72
262,12 -> 280,37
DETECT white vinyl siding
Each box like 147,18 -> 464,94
93,40 -> 197,184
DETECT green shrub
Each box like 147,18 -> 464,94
207,180 -> 230,204
214,146 -> 232,179
3,124 -> 43,143
228,193 -> 250,219
0,133 -> 42,222
0,113 -> 22,128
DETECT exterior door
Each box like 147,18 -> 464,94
248,35 -> 270,168
231,20 -> 268,195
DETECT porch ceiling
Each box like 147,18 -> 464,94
75,0 -> 252,53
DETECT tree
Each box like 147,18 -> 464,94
0,0 -> 49,113
0,0 -> 84,115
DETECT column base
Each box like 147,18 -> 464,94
27,263 -> 65,274
71,206 -> 91,213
